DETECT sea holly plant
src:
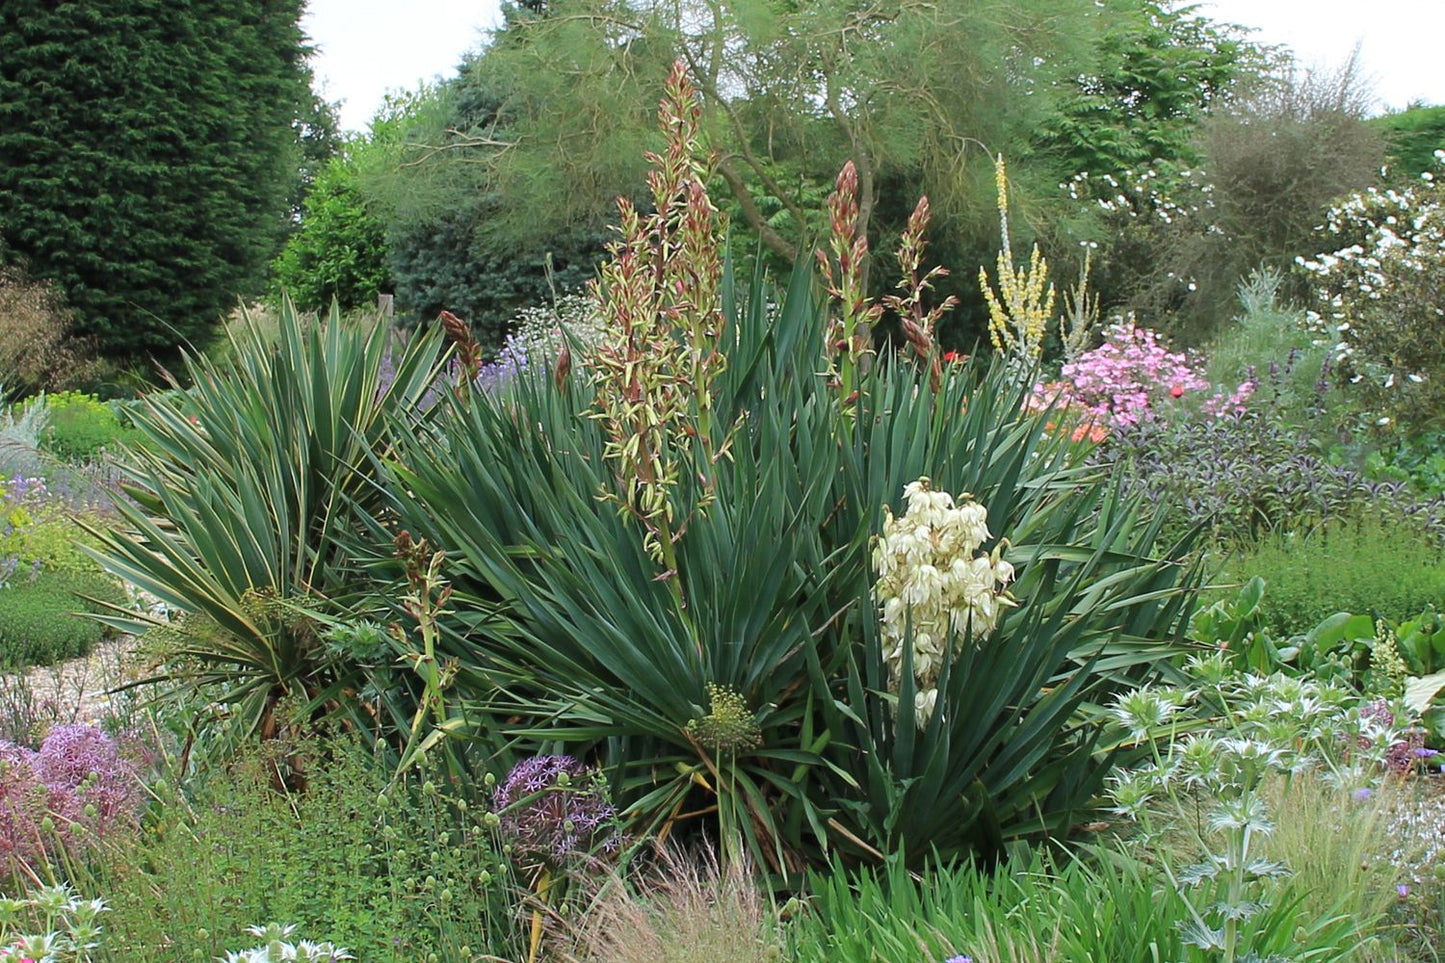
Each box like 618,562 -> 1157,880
1106,661 -> 1403,961
218,923 -> 353,963
0,884 -> 107,962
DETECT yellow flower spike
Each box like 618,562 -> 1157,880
980,154 -> 1055,369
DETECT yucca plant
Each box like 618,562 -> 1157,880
354,65 -> 1207,879
372,189 -> 1196,884
365,76 -> 1202,880
87,299 -> 447,746
381,315 -> 1199,871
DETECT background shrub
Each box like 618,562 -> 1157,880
1,514 -> 108,578
1357,429 -> 1445,497
1103,411 -> 1354,546
0,0 -> 321,358
30,392 -> 130,462
270,150 -> 391,314
0,264 -> 96,400
0,569 -> 123,667
1202,269 -> 1330,431
1225,513 -> 1445,633
1072,55 -> 1383,346
1193,54 -> 1384,312
82,738 -> 525,962
1297,164 -> 1445,434
1098,401 -> 1445,549
1371,102 -> 1445,178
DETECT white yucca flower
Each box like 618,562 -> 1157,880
873,476 -> 1016,726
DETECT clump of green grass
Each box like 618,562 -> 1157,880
0,568 -> 122,667
1226,512 -> 1445,634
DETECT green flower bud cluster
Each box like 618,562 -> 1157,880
1369,618 -> 1410,698
687,683 -> 763,753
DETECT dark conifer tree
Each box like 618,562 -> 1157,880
0,0 -> 316,356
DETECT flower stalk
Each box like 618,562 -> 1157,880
817,160 -> 883,411
589,60 -> 732,578
980,154 -> 1055,370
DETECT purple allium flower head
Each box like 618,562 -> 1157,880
1352,787 -> 1373,801
35,724 -> 141,831
493,755 -> 623,867
0,725 -> 142,872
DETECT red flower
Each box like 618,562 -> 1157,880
943,350 -> 966,363
1169,385 -> 1184,399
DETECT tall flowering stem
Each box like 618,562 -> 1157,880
980,155 -> 1055,370
438,309 -> 482,403
589,61 -> 731,578
817,161 -> 882,410
390,531 -> 461,779
882,196 -> 958,391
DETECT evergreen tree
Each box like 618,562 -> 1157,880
1372,102 -> 1445,178
271,148 -> 391,314
365,47 -> 607,349
0,0 -> 316,357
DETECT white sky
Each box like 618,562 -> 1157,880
303,0 -> 1445,133
1200,0 -> 1445,112
303,0 -> 502,132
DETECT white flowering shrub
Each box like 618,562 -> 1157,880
872,478 -> 1015,724
1063,164 -> 1223,333
477,293 -> 607,391
1297,154 -> 1445,431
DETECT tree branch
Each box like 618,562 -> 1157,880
679,46 -> 814,232
398,129 -> 515,169
715,155 -> 798,261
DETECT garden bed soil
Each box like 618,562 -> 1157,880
2,635 -> 140,727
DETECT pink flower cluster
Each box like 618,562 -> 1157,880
1043,321 -> 1253,429
0,725 -> 142,873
